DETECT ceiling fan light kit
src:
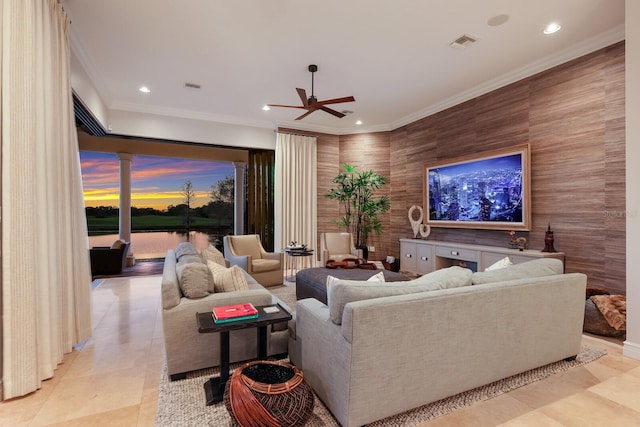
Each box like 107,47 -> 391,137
267,64 -> 355,120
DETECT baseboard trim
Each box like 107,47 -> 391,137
623,340 -> 640,360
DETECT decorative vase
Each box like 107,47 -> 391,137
357,245 -> 369,261
224,360 -> 314,427
542,224 -> 556,252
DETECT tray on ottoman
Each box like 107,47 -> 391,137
296,267 -> 410,304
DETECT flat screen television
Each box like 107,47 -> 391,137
424,144 -> 531,230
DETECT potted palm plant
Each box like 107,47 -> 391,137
326,164 -> 390,259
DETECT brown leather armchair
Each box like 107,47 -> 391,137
90,239 -> 130,276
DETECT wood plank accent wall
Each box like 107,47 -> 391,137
387,42 -> 625,293
281,41 -> 626,293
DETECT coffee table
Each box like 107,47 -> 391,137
196,303 -> 292,405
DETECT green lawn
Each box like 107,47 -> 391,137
87,215 -> 231,233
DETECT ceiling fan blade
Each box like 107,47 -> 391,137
267,104 -> 307,109
313,96 -> 355,106
319,106 -> 346,118
295,108 -> 316,120
296,88 -> 309,108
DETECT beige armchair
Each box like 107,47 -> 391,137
320,232 -> 363,266
223,234 -> 284,287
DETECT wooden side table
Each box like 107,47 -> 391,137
196,303 -> 292,405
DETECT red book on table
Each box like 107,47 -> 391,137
212,303 -> 258,321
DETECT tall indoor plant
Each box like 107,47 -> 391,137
326,164 -> 390,256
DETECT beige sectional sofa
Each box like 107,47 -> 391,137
289,258 -> 586,427
161,242 -> 290,380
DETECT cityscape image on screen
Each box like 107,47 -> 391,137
427,153 -> 524,224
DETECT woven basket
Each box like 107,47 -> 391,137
224,360 -> 314,427
382,259 -> 400,272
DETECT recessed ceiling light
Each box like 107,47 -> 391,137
139,86 -> 150,93
355,120 -> 363,125
543,22 -> 561,34
262,105 -> 270,111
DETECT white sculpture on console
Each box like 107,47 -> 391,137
419,223 -> 431,238
407,205 -> 432,239
408,205 -> 423,238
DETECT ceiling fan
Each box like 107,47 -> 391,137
267,64 -> 355,120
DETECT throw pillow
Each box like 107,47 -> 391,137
326,271 -> 385,307
201,244 -> 226,266
176,262 -> 214,298
471,258 -> 564,285
409,266 -> 473,290
328,266 -> 473,325
484,256 -> 513,271
207,261 -> 249,293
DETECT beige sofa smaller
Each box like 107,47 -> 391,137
161,243 -> 290,380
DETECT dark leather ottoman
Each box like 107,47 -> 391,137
295,267 -> 410,304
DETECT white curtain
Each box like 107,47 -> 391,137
1,0 -> 92,399
274,133 -> 317,269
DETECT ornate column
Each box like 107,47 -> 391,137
117,152 -> 135,266
233,161 -> 246,235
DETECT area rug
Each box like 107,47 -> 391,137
268,280 -> 298,313
155,345 -> 605,426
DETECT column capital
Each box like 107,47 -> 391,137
232,161 -> 246,169
117,152 -> 134,161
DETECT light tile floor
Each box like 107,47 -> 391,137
0,275 -> 638,426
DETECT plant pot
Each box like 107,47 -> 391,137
357,245 -> 369,261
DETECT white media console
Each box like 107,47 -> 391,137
399,239 -> 565,275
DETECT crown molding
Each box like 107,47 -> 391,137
272,120 -> 392,136
390,24 -> 626,130
337,123 -> 393,135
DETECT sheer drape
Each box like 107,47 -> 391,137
274,133 -> 317,269
1,0 -> 92,399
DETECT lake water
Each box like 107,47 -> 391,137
88,231 -> 219,259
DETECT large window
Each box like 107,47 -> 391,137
80,152 -> 235,258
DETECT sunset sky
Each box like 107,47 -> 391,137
80,152 -> 235,210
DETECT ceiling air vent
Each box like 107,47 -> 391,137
450,33 -> 478,50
